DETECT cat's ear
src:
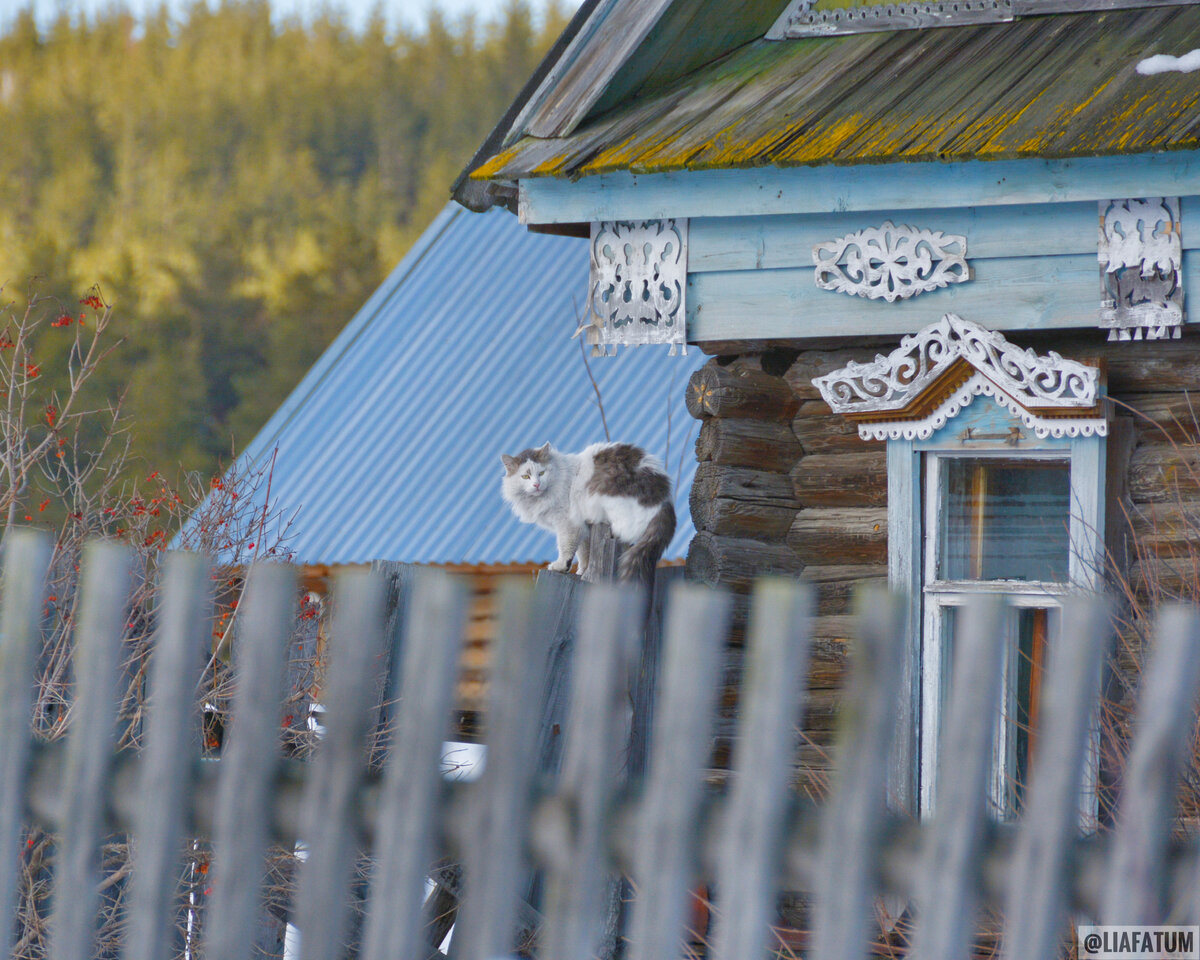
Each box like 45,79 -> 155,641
538,441 -> 552,459
500,454 -> 518,474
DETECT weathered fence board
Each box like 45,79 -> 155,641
1,534 -> 1200,960
453,578 -> 546,960
295,570 -> 388,960
812,590 -> 907,960
207,563 -> 297,960
362,568 -> 467,960
539,581 -> 640,960
126,551 -> 212,960
627,581 -> 730,960
710,578 -> 812,960
1001,598 -> 1113,960
0,530 -> 51,956
50,541 -> 133,960
1102,604 -> 1200,923
911,596 -> 1006,960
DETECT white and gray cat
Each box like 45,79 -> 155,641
500,441 -> 676,582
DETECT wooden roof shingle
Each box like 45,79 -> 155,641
470,6 -> 1200,181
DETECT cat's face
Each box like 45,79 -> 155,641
501,443 -> 552,497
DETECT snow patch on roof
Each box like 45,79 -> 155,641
1136,49 -> 1200,75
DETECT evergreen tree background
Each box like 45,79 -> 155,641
0,0 -> 566,479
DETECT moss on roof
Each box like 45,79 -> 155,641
472,6 -> 1200,180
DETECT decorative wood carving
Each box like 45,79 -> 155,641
588,219 -> 688,355
812,314 -> 1107,441
770,0 -> 1012,36
1098,197 -> 1183,341
767,0 -> 1197,39
812,221 -> 968,302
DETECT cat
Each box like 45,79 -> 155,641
500,441 -> 676,582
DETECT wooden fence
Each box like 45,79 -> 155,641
2,527 -> 1200,960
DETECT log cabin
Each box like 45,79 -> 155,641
453,0 -> 1200,822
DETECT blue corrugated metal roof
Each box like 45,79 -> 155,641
214,203 -> 702,566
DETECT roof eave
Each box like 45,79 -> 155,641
451,0 -> 606,213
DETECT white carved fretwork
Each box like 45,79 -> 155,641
812,314 -> 1107,441
812,221 -> 969,302
767,0 -> 1016,38
587,219 -> 687,356
1098,197 -> 1183,341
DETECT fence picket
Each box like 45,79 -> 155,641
812,588 -> 908,960
206,562 -> 297,960
539,581 -> 643,960
294,569 -> 388,960
710,579 -> 813,960
124,552 -> 213,960
49,541 -> 134,960
453,577 -> 546,960
0,530 -> 52,955
5,538 -> 1200,960
361,567 -> 468,960
911,596 -> 1007,960
626,581 -> 731,960
1102,604 -> 1200,923
1000,597 -> 1112,960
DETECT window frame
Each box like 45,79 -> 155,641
886,392 -> 1106,818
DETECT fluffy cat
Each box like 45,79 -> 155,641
500,441 -> 676,582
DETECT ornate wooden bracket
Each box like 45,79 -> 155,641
587,219 -> 688,356
1098,197 -> 1183,341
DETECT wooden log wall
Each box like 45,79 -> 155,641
684,332 -> 1200,792
684,346 -> 886,788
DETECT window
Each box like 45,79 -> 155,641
920,454 -> 1070,819
811,315 -> 1108,819
890,401 -> 1106,821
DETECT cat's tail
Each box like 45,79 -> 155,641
618,501 -> 676,583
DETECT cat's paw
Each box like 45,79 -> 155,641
547,558 -> 571,573
574,561 -> 589,577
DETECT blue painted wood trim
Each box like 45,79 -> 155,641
688,250 -> 1200,342
887,437 -> 921,816
689,199 -> 1200,274
518,151 -> 1200,224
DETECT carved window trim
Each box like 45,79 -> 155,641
823,317 -> 1111,817
587,219 -> 688,356
812,221 -> 969,302
811,314 -> 1106,441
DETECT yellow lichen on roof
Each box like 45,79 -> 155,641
470,6 -> 1200,182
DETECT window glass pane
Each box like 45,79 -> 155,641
938,459 -> 1070,582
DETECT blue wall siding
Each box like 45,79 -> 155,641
684,197 -> 1200,342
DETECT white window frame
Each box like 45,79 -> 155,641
919,450 -> 1071,819
886,393 -> 1106,820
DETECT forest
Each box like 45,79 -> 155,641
0,0 -> 566,481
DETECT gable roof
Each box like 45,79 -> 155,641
470,5 -> 1200,184
219,203 -> 702,566
451,0 -> 783,210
